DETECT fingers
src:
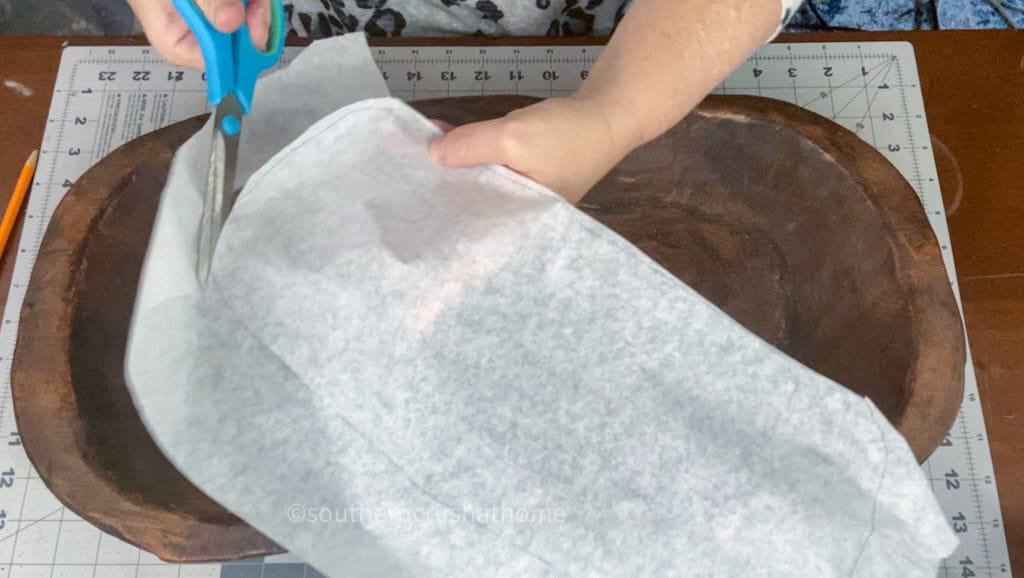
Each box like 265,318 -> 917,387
245,0 -> 272,50
429,117 -> 523,167
127,0 -> 274,69
128,0 -> 204,68
194,0 -> 246,32
167,29 -> 205,69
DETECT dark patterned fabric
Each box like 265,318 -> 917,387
284,0 -> 802,39
27,0 -> 1014,38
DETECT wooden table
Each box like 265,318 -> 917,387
1,30 -> 1022,566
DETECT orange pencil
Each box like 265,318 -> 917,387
0,150 -> 38,264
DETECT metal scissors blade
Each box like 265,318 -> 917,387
197,96 -> 242,285
173,0 -> 285,284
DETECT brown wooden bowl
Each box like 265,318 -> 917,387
11,95 -> 964,563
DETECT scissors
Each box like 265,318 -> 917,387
173,0 -> 286,284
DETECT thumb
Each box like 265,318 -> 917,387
429,118 -> 517,167
127,0 -> 204,68
195,0 -> 246,32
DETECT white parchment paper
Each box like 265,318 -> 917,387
125,35 -> 957,578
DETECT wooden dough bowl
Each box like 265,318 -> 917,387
11,95 -> 965,562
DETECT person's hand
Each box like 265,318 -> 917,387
126,0 -> 270,69
429,96 -> 645,205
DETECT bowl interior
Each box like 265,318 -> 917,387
69,153 -> 246,523
12,95 -> 961,563
591,112 -> 915,421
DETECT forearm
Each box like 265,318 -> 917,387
576,0 -> 780,151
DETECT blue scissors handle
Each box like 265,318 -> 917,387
173,0 -> 285,120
